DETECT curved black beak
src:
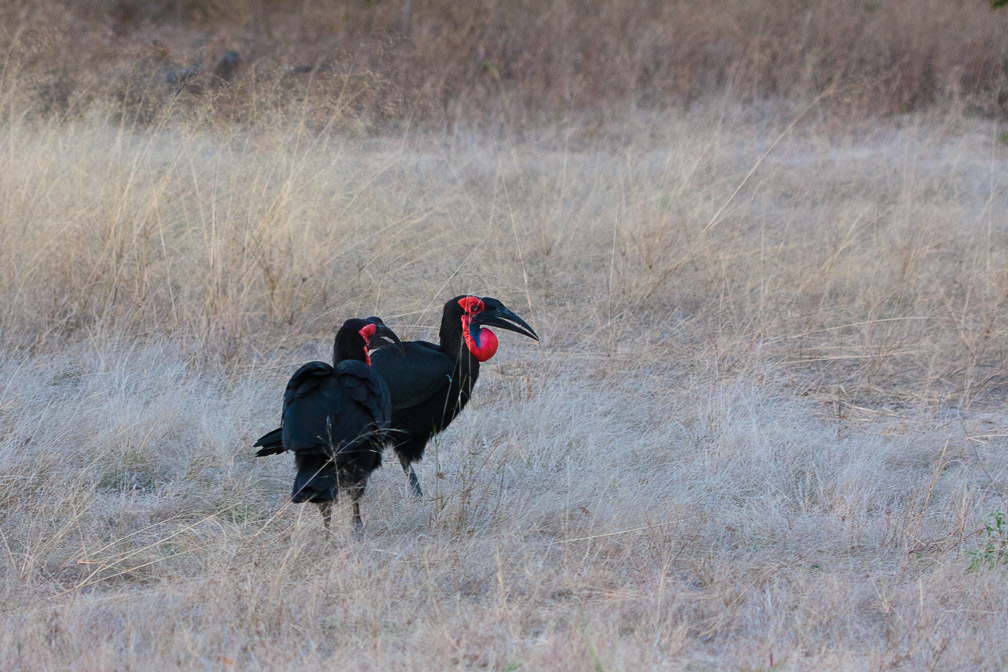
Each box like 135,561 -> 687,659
472,298 -> 539,342
365,316 -> 405,355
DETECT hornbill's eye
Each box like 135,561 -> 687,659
457,296 -> 485,315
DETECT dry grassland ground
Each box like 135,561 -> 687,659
1,98 -> 1008,670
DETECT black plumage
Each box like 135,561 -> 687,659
370,296 -> 538,498
253,317 -> 403,530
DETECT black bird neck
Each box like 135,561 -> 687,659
438,310 -> 463,356
333,330 -> 369,365
438,316 -> 481,380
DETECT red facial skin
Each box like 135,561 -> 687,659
457,296 -> 485,314
458,296 -> 498,362
358,323 -> 377,366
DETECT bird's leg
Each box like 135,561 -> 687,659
406,467 -> 422,499
349,485 -> 365,537
351,502 -> 364,536
318,500 -> 333,530
398,452 -> 423,499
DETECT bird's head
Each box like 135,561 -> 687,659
443,295 -> 539,362
335,316 -> 404,366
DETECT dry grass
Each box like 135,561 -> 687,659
2,89 -> 1008,669
4,0 -> 1008,125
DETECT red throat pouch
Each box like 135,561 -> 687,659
461,316 -> 498,362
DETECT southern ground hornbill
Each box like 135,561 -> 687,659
252,317 -> 404,530
371,296 -> 538,498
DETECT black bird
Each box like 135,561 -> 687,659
253,317 -> 403,530
371,296 -> 538,498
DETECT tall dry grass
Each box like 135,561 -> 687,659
3,0 -> 1008,125
1,89 -> 1008,667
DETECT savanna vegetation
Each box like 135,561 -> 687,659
1,1 -> 1008,669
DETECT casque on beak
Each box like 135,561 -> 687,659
471,298 -> 539,342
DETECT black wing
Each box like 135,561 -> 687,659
281,359 -> 391,456
370,341 -> 455,411
333,359 -> 392,432
255,360 -> 395,457
279,361 -> 344,456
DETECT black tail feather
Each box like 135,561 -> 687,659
253,427 -> 284,457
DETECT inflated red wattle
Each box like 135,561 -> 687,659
358,323 -> 377,366
461,316 -> 498,362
